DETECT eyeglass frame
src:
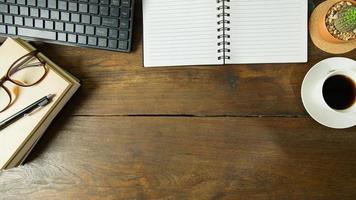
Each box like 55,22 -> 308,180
0,50 -> 48,113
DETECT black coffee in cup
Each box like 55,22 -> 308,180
322,75 -> 356,110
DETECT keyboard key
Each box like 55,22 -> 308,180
79,3 -> 88,12
48,0 -> 57,9
90,0 -> 99,3
30,8 -> 39,17
58,1 -> 67,10
119,30 -> 128,39
0,4 -> 8,13
100,0 -> 109,4
120,20 -> 129,29
9,5 -> 19,15
18,27 -> 57,40
71,13 -> 80,22
122,0 -> 131,7
109,29 -> 118,38
7,26 -> 16,35
81,15 -> 90,24
17,0 -> 26,5
75,24 -> 84,33
14,16 -> 23,25
91,16 -> 100,25
38,0 -> 47,8
55,21 -> 64,31
68,34 -> 77,43
85,26 -> 94,35
89,4 -> 98,14
4,15 -> 13,24
118,41 -> 128,49
121,8 -> 130,18
96,27 -> 107,37
27,0 -> 36,6
111,0 -> 120,6
40,9 -> 50,18
88,36 -> 97,45
100,6 -> 109,16
98,38 -> 107,47
0,25 -> 6,34
78,35 -> 87,44
45,20 -> 54,29
68,2 -> 78,12
34,19 -> 43,28
51,11 -> 60,20
58,32 -> 67,41
24,18 -> 33,26
65,23 -> 74,32
0,15 -> 3,23
110,6 -> 120,17
108,39 -> 117,48
20,7 -> 29,15
102,17 -> 118,27
61,12 -> 70,21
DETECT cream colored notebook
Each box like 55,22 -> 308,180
6,38 -> 80,169
0,38 -> 80,170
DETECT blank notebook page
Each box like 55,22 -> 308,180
227,0 -> 308,64
143,0 -> 221,67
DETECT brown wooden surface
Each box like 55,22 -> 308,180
1,0 -> 356,199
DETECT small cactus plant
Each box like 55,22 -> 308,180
334,5 -> 356,33
325,1 -> 356,41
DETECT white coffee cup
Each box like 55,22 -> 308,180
301,57 -> 356,129
321,70 -> 356,113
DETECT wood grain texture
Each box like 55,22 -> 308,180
3,0 -> 347,117
30,35 -> 355,117
2,116 -> 356,200
0,0 -> 356,199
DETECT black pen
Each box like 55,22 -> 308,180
0,94 -> 55,131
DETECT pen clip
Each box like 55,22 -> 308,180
24,106 -> 44,117
24,98 -> 51,117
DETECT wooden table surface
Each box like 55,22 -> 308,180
1,1 -> 356,199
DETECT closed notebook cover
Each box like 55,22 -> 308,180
0,38 -> 76,169
4,38 -> 80,169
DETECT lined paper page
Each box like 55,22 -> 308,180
143,0 -> 221,67
226,0 -> 307,64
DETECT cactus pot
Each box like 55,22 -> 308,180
310,0 -> 356,54
317,0 -> 355,43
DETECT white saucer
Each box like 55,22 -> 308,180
301,57 -> 356,129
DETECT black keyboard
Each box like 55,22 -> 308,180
0,0 -> 134,52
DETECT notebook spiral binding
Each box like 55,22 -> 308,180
217,0 -> 231,61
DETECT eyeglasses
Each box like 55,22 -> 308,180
0,50 -> 48,113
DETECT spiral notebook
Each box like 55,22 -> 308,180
143,0 -> 308,67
